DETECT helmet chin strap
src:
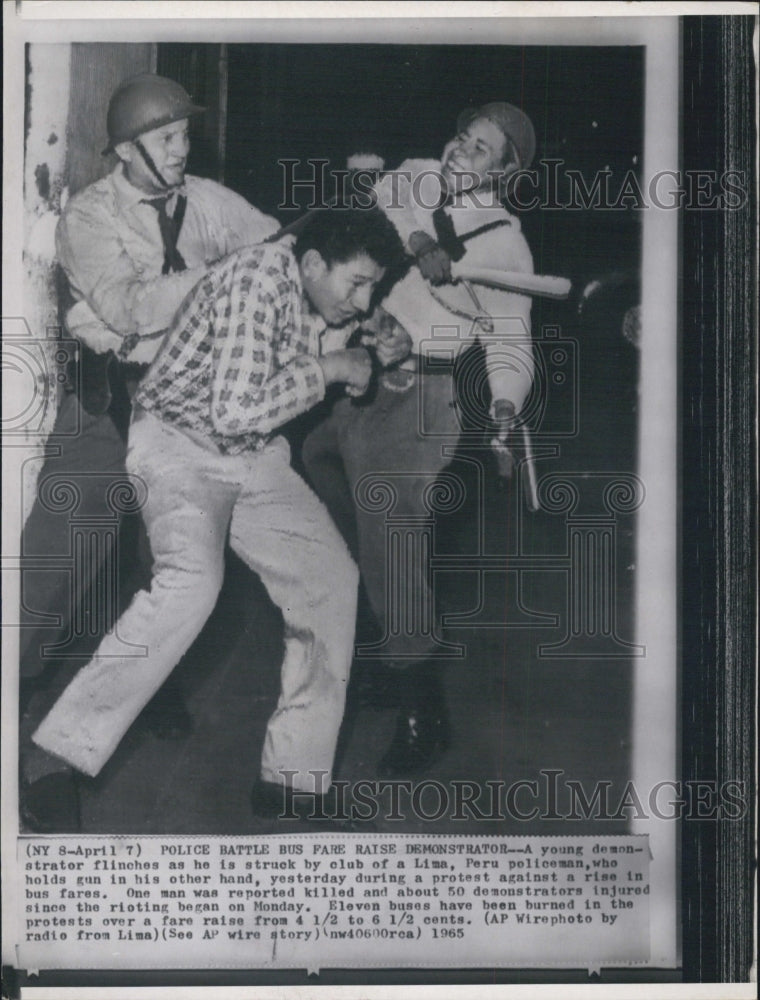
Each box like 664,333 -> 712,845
134,137 -> 175,191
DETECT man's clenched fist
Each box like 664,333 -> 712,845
318,347 -> 373,397
361,307 -> 413,368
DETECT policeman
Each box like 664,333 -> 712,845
303,102 -> 536,778
20,73 -> 278,831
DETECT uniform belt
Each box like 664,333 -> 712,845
115,360 -> 150,382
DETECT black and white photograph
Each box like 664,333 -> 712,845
2,1 -> 756,995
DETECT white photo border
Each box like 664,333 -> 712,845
2,2 -> 756,996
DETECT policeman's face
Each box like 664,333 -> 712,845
441,117 -> 511,195
120,118 -> 191,193
300,251 -> 385,326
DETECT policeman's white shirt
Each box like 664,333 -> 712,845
56,162 -> 279,364
373,158 -> 535,416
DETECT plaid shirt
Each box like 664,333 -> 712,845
134,243 -> 328,455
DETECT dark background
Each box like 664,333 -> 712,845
158,42 -> 644,286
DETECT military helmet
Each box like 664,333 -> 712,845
456,102 -> 536,170
102,73 -> 205,155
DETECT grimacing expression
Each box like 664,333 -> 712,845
300,251 -> 385,326
441,116 -> 511,195
118,118 -> 191,193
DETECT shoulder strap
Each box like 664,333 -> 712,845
433,209 -> 513,261
460,218 -> 512,244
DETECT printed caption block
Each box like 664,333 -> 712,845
17,835 -> 650,971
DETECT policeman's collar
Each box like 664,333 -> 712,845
446,185 -> 504,212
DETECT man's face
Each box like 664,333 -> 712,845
300,251 -> 385,326
119,118 -> 190,193
441,116 -> 511,195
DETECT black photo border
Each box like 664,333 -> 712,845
680,13 -> 757,986
1,9 -> 757,995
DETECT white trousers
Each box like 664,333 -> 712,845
33,412 -> 358,791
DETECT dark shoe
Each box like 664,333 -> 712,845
250,779 -> 375,831
378,707 -> 451,777
349,658 -> 402,711
21,771 -> 81,833
377,663 -> 451,777
139,676 -> 193,740
250,779 -> 305,820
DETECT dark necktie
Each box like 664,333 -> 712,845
431,199 -> 466,262
143,194 -> 188,274
432,197 -> 511,259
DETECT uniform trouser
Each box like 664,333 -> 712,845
18,388 -> 159,785
302,371 -> 461,662
32,411 -> 359,791
18,392 -> 138,674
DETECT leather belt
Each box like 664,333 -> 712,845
117,361 -> 150,382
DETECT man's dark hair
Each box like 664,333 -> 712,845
294,207 -> 406,271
